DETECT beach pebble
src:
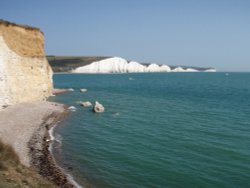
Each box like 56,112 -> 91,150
93,101 -> 105,113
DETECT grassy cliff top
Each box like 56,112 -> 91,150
0,19 -> 41,32
0,140 -> 56,188
47,56 -> 109,72
0,19 -> 45,57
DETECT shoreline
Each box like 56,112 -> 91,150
28,103 -> 74,187
0,101 -> 81,187
47,115 -> 83,188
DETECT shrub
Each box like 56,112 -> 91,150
0,140 -> 20,164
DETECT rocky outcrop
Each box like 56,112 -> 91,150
52,88 -> 74,95
93,101 -> 105,113
0,20 -> 53,109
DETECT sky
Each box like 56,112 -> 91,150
1,0 -> 250,71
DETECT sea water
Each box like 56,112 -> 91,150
50,73 -> 250,188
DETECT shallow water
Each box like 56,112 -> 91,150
50,73 -> 250,188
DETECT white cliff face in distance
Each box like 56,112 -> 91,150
72,57 -> 216,73
204,68 -> 217,72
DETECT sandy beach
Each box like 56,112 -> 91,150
0,101 -> 74,187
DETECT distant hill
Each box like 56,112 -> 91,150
47,56 -> 109,72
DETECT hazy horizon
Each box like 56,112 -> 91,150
1,0 -> 250,72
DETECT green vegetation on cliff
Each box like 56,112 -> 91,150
0,140 -> 56,188
47,56 -> 109,72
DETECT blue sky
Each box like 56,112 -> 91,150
1,0 -> 250,71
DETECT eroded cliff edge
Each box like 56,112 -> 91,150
0,19 -> 53,108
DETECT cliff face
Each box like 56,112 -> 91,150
72,57 -> 216,73
0,20 -> 53,108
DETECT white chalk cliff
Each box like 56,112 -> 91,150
72,57 -> 215,73
204,68 -> 216,72
0,20 -> 53,109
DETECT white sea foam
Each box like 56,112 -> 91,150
68,106 -> 76,111
66,173 -> 84,188
49,126 -> 55,141
48,126 -> 62,152
48,125 -> 83,188
48,126 -> 55,153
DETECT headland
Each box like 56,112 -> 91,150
0,19 -> 76,187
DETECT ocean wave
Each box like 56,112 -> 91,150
48,125 -> 83,188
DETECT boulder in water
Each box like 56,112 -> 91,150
68,106 -> 76,111
81,101 -> 92,107
80,88 -> 87,92
52,88 -> 74,95
93,101 -> 105,113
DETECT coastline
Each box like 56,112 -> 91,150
0,101 -> 79,187
48,123 -> 84,188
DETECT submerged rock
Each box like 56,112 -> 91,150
68,106 -> 76,111
80,88 -> 87,92
52,88 -> 74,95
81,101 -> 92,107
129,77 -> 134,80
93,101 -> 105,113
75,101 -> 83,105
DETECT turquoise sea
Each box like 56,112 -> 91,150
50,73 -> 250,188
